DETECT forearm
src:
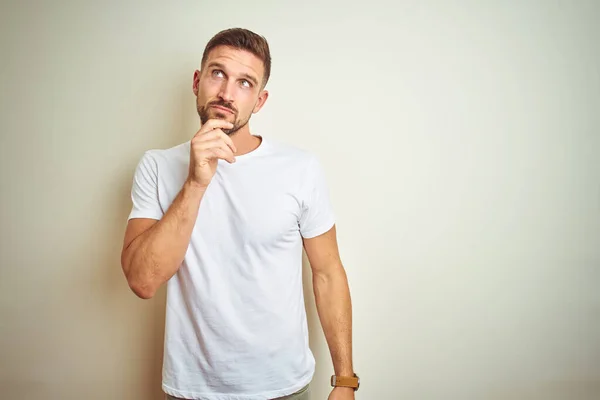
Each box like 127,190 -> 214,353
313,264 -> 354,375
125,180 -> 206,298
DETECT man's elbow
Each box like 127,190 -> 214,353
127,277 -> 157,300
121,255 -> 156,300
313,262 -> 347,283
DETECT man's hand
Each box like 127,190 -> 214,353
328,387 -> 356,400
188,119 -> 237,188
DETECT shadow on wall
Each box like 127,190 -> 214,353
144,288 -> 167,400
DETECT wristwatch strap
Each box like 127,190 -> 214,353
331,374 -> 360,390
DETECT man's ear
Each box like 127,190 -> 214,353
253,90 -> 269,114
192,70 -> 201,96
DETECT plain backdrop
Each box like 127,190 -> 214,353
1,1 -> 599,399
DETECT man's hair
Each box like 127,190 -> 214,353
201,28 -> 271,87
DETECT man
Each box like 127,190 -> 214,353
121,28 -> 359,400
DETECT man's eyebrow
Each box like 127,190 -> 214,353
240,72 -> 258,86
206,62 -> 258,86
206,61 -> 226,71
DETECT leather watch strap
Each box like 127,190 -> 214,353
331,374 -> 360,390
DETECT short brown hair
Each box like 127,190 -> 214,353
201,28 -> 271,87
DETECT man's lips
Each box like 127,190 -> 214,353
211,105 -> 235,114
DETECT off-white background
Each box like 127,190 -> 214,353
1,1 -> 599,399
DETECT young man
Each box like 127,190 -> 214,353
121,28 -> 359,400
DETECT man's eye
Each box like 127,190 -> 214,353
241,80 -> 251,88
212,70 -> 224,78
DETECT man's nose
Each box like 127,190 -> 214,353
218,80 -> 235,103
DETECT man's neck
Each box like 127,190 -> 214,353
230,128 -> 261,156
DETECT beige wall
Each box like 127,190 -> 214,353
1,1 -> 599,399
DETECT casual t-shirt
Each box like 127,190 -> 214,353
127,136 -> 335,400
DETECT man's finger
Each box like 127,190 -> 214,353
210,147 -> 236,164
196,139 -> 235,163
200,119 -> 234,133
218,142 -> 235,161
216,130 -> 237,153
194,138 -> 225,151
198,129 -> 237,153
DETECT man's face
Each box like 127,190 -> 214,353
193,45 -> 269,135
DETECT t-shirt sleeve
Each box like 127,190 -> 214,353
299,156 -> 336,238
128,151 -> 164,221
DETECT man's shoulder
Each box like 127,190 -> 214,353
264,137 -> 318,164
138,141 -> 189,164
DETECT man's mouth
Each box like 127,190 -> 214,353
211,105 -> 235,114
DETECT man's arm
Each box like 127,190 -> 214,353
121,181 -> 206,299
303,224 -> 354,377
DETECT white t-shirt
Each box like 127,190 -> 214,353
127,136 -> 335,400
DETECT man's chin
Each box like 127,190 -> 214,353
199,108 -> 247,134
211,111 -> 236,122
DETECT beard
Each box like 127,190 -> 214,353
197,100 -> 250,136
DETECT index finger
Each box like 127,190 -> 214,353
215,129 -> 237,153
201,119 -> 234,132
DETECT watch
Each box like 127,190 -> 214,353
330,373 -> 360,391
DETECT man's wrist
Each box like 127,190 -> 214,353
335,367 -> 355,376
331,372 -> 360,391
183,180 -> 210,202
184,179 -> 208,192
